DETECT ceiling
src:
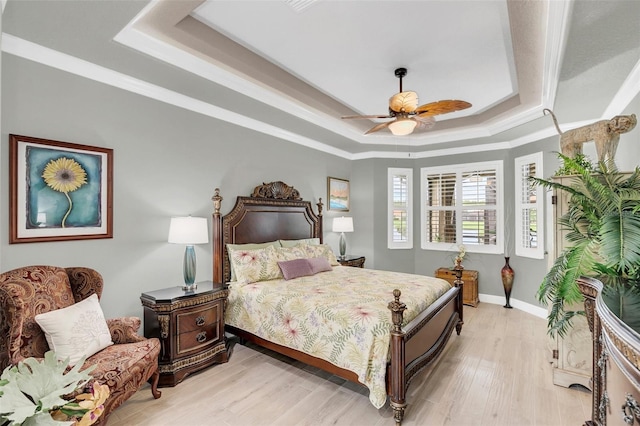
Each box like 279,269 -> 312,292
3,0 -> 640,159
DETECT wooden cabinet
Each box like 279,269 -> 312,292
337,255 -> 365,268
580,277 -> 640,426
141,282 -> 228,387
435,268 -> 479,307
549,176 -> 592,390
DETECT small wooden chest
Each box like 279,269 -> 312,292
435,268 -> 479,307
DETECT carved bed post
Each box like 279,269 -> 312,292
453,257 -> 464,334
317,198 -> 324,242
212,188 -> 223,283
388,289 -> 407,426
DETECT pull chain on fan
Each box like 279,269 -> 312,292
341,67 -> 471,136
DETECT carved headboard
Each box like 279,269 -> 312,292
212,181 -> 323,283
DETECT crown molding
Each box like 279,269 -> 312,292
603,57 -> 640,118
1,33 -> 354,160
114,0 -> 573,147
3,31 -> 637,161
542,0 -> 573,110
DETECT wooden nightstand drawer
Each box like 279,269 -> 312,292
177,323 -> 220,354
177,304 -> 219,334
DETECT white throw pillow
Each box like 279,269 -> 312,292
35,293 -> 114,366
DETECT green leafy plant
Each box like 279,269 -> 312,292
531,153 -> 640,337
553,152 -> 594,176
0,351 -> 109,426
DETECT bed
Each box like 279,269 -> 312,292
212,181 -> 464,425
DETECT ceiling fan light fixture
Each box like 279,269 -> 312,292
341,68 -> 471,136
388,118 -> 417,136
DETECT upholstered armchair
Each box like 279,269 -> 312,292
0,265 -> 161,423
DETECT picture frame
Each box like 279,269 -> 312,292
327,177 -> 350,211
9,134 -> 113,244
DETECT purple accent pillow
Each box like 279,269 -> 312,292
278,259 -> 313,280
308,257 -> 333,274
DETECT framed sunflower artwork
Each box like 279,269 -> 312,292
9,134 -> 113,243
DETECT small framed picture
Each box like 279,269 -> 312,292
327,177 -> 350,212
9,134 -> 113,243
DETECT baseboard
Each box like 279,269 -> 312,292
478,293 -> 547,319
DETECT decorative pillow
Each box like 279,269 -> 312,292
34,294 -> 113,366
304,244 -> 340,266
308,257 -> 333,274
274,245 -> 309,262
278,259 -> 314,280
227,241 -> 280,281
279,238 -> 320,248
229,245 -> 283,285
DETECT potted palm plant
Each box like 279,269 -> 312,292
532,153 -> 640,337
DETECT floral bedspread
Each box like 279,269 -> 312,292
225,266 -> 452,408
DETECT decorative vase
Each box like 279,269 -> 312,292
501,256 -> 514,309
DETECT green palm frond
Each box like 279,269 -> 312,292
537,240 -> 597,337
599,212 -> 640,274
532,153 -> 640,337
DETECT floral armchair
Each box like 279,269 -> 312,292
0,265 -> 161,423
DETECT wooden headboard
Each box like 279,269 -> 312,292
212,181 -> 323,283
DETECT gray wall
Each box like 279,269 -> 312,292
0,55 -> 351,319
2,51 -> 639,319
0,6 -> 4,259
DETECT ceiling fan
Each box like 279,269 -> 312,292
341,68 -> 472,136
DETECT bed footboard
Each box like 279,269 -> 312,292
387,262 -> 464,425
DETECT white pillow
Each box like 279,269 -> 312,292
35,294 -> 114,366
279,238 -> 320,248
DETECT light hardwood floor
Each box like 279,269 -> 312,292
109,303 -> 591,426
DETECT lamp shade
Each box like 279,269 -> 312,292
168,216 -> 209,244
332,217 -> 354,233
388,118 -> 417,136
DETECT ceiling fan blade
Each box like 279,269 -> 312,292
364,121 -> 392,135
389,91 -> 419,113
413,115 -> 436,131
415,100 -> 472,116
341,114 -> 392,119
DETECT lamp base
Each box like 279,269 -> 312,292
339,232 -> 347,258
182,283 -> 198,292
183,245 -> 197,289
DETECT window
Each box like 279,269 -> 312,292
421,161 -> 503,254
388,168 -> 413,249
515,152 -> 544,259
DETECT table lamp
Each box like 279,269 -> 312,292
168,216 -> 209,290
332,216 -> 354,259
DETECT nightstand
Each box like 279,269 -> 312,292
434,268 -> 479,307
337,255 -> 365,268
140,282 -> 228,387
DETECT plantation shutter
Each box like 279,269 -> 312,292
388,168 -> 413,249
461,168 -> 498,246
515,153 -> 544,259
421,161 -> 503,254
424,172 -> 457,244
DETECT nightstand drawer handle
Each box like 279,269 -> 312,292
195,316 -> 206,326
196,332 -> 207,343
